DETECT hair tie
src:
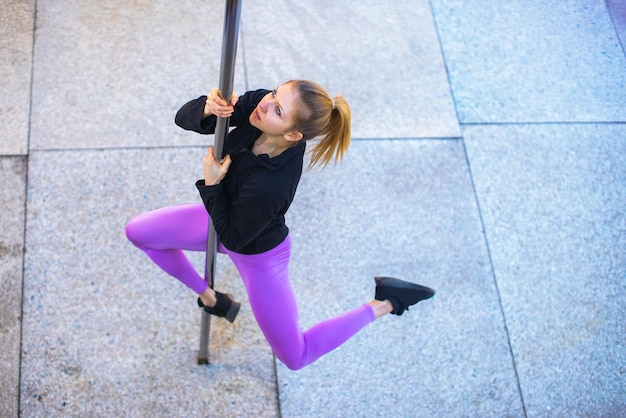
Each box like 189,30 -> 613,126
331,98 -> 336,110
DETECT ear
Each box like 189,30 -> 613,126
284,130 -> 303,142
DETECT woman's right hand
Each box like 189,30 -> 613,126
203,146 -> 232,186
203,88 -> 238,118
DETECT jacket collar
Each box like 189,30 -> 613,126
251,139 -> 306,170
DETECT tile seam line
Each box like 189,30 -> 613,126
354,137 -> 463,141
460,139 -> 528,418
19,0 -> 39,416
26,138 -> 466,154
240,18 -> 250,93
427,0 -> 464,127
604,0 -> 626,57
422,8 -> 527,410
272,354 -> 283,418
17,154 -> 29,418
461,121 -> 626,127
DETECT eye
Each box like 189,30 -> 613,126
272,89 -> 282,116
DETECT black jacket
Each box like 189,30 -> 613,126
175,89 -> 306,254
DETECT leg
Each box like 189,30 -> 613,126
125,203 -> 210,294
225,236 -> 376,370
368,299 -> 394,317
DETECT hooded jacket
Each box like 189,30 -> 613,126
175,89 -> 306,254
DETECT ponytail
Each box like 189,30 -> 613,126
288,80 -> 351,169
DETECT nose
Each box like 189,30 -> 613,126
259,99 -> 269,113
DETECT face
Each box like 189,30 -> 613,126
249,82 -> 301,140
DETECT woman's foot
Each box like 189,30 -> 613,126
197,291 -> 241,323
374,276 -> 435,316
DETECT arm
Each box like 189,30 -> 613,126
174,89 -> 238,134
174,95 -> 217,134
174,89 -> 269,134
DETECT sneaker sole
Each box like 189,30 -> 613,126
224,301 -> 241,323
374,276 -> 435,299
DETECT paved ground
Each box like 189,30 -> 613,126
2,0 -> 625,417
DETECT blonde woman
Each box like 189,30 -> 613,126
126,80 -> 435,370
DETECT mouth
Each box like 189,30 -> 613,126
252,107 -> 261,121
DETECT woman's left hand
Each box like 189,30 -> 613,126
203,146 -> 232,186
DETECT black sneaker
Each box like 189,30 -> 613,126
197,291 -> 241,323
374,276 -> 435,316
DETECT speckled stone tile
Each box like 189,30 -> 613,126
21,148 -> 278,417
29,1 -> 247,151
277,140 -> 522,417
242,0 -> 461,139
0,157 -> 27,418
430,0 -> 626,123
464,124 -> 626,416
16,0 -> 626,416
0,0 -> 35,155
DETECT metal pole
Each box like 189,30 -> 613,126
198,0 -> 242,364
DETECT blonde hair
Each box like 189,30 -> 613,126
287,80 -> 351,168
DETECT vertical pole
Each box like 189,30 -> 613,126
197,0 -> 243,364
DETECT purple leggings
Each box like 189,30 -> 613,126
125,203 -> 375,370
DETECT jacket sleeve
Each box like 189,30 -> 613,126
174,96 -> 217,134
195,177 -> 287,252
174,89 -> 269,134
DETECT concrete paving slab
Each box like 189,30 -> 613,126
0,0 -> 35,155
29,1 -> 247,151
13,0 -> 626,416
430,0 -> 626,123
464,124 -> 626,416
0,157 -> 27,418
242,0 -> 461,139
21,148 -> 278,416
277,140 -> 522,417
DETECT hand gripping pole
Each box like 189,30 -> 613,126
198,0 -> 242,364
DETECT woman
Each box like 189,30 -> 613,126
125,80 -> 434,370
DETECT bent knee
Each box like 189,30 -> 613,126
276,352 -> 306,371
282,360 -> 305,371
124,217 -> 147,248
